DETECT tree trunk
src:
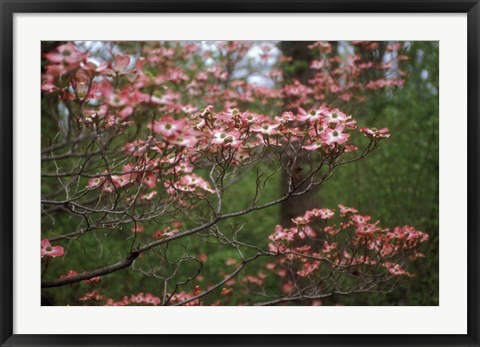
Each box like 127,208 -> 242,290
279,41 -> 318,227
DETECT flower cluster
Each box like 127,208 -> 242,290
86,162 -> 158,193
267,205 -> 429,288
282,41 -> 408,109
41,43 -> 89,92
78,291 -> 162,306
76,289 -> 205,306
77,102 -> 389,211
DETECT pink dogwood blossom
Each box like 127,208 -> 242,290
41,239 -> 64,259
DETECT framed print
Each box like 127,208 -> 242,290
0,1 -> 479,346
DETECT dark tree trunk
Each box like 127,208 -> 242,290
279,41 -> 318,227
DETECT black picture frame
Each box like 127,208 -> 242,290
1,1 -> 479,346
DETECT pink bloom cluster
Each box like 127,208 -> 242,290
168,291 -> 203,306
42,43 -> 88,92
129,292 -> 161,305
78,102 -> 388,210
77,289 -> 205,306
78,291 -> 162,306
165,174 -> 216,194
282,41 -> 408,109
360,127 -> 391,138
188,104 -> 386,160
42,40 -> 405,130
86,162 -> 158,194
267,205 -> 429,286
